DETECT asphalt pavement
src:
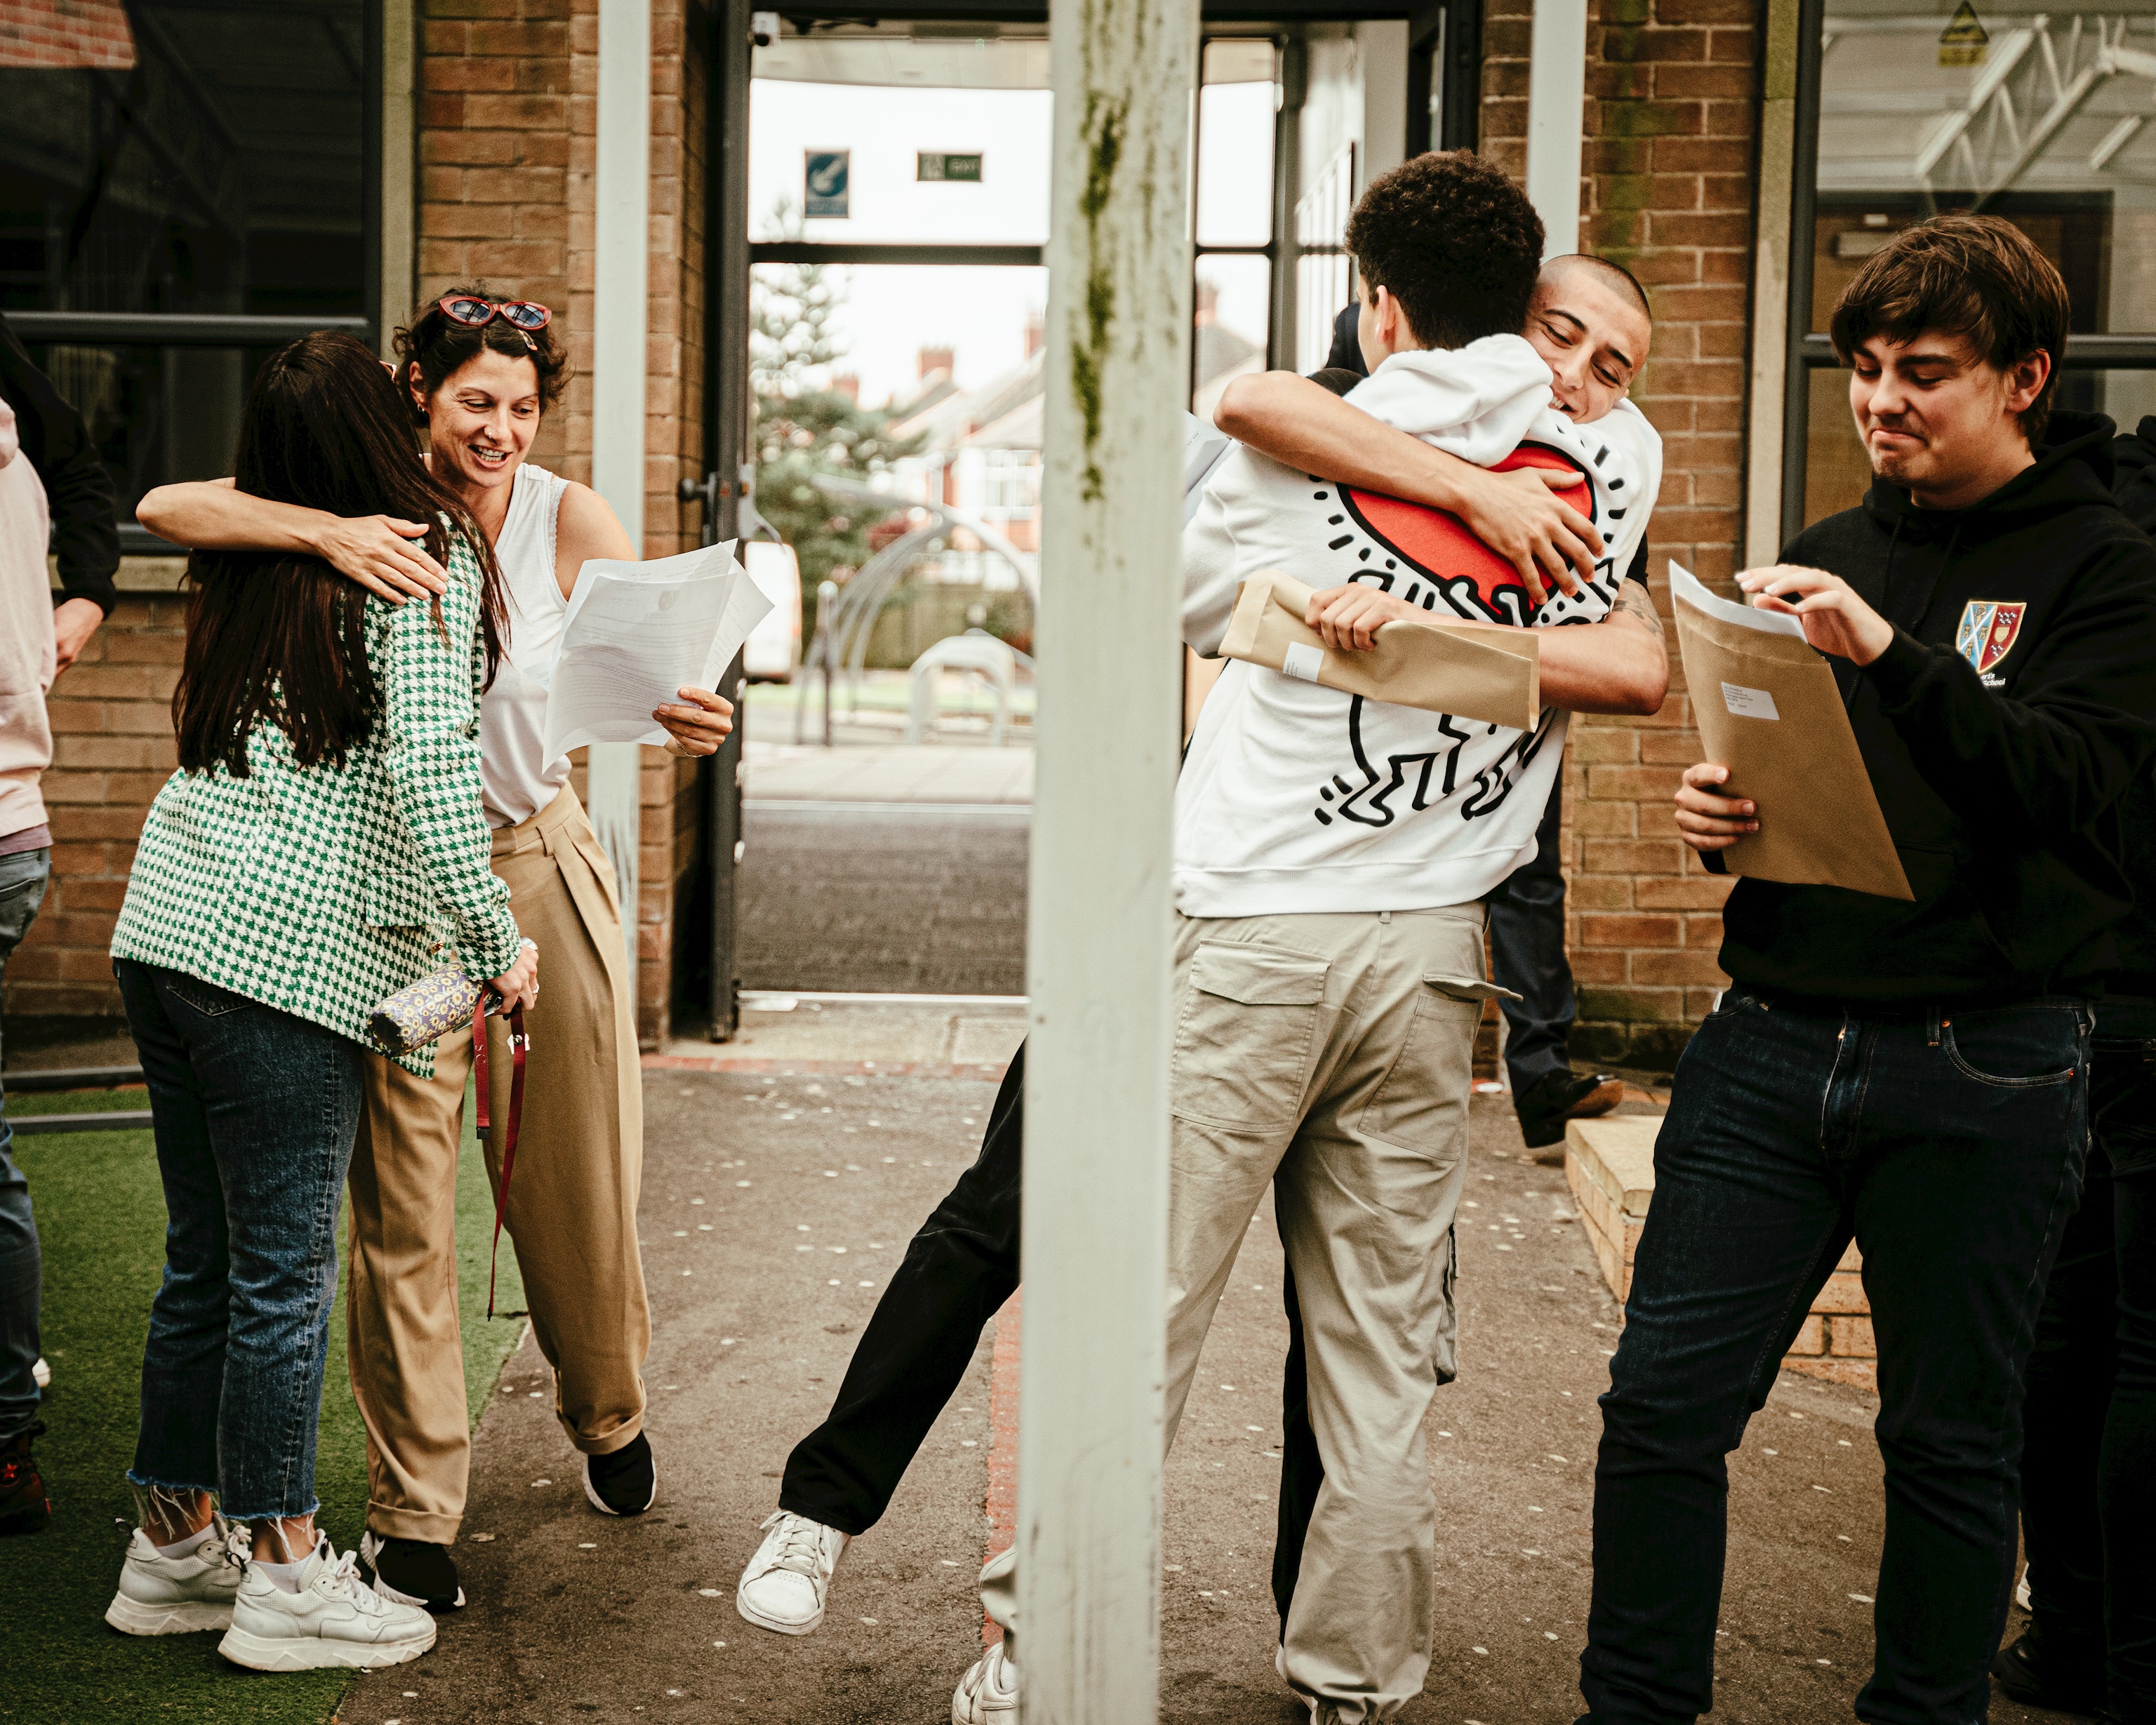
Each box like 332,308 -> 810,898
339,1001 -> 2086,1725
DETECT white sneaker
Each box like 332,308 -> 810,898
952,1640 -> 1018,1724
215,1535 -> 437,1672
735,1510 -> 848,1636
105,1520 -> 248,1636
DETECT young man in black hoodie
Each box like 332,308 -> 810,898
1578,215 -> 2156,1725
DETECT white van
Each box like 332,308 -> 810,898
742,540 -> 803,682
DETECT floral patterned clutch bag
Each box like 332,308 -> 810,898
368,965 -> 485,1056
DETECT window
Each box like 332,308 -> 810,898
1786,0 -> 2156,533
1191,37 -> 1278,412
0,0 -> 378,545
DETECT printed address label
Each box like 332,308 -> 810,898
1721,681 -> 1780,721
1282,642 -> 1325,683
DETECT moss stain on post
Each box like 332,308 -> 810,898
1071,85 -> 1127,502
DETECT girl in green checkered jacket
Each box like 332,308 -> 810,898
105,333 -> 537,1672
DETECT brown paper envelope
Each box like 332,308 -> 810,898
1673,588 -> 1913,901
1220,568 -> 1541,731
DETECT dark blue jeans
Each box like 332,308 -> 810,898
1581,989 -> 2092,1725
115,959 -> 364,1521
0,847 -> 50,1444
2018,1025 -> 2156,1713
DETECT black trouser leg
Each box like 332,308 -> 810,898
1272,1256 -> 1323,1630
1488,773 -> 1575,1099
2105,1164 -> 2156,1713
778,1045 -> 1025,1537
2017,1140 -> 2115,1643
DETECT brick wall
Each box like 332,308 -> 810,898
1483,0 -> 1759,1069
422,0 -> 709,1045
8,585 -> 186,1021
0,0 -> 135,69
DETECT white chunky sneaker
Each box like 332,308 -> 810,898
735,1510 -> 848,1636
952,1641 -> 1018,1724
216,1535 -> 437,1672
104,1519 -> 247,1635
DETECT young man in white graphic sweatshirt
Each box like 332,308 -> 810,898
1153,155 -> 1667,1724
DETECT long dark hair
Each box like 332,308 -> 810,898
174,331 -> 507,777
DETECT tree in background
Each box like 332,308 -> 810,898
750,200 -> 919,632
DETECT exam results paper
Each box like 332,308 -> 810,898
542,540 -> 771,759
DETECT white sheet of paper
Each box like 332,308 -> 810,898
1669,560 -> 1808,639
542,540 -> 771,758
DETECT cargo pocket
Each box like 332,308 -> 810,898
1170,943 -> 1330,1133
1360,973 -> 1510,1157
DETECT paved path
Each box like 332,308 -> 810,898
743,740 -> 1034,805
343,1004 -> 2082,1725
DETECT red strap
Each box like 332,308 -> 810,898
474,1003 -> 528,1321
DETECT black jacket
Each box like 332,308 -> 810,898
2101,416 -> 2156,1001
0,311 -> 119,613
1717,410 -> 2156,1006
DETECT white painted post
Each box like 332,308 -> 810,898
588,0 -> 651,1003
1019,1 -> 1196,1720
1525,0 -> 1589,258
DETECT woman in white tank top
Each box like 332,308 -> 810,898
135,288 -> 730,1610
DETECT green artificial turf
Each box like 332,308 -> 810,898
0,1085 -> 525,1723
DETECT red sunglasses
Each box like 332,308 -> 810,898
437,295 -> 552,333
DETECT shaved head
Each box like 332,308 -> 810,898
1541,253 -> 1653,323
1524,255 -> 1655,422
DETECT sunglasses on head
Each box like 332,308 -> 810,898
437,295 -> 552,333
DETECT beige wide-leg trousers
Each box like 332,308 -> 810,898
978,904 -> 1494,1722
345,786 -> 649,1543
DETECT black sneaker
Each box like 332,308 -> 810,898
1992,1620 -> 2106,1714
1515,1069 -> 1625,1157
0,1423 -> 49,1536
583,1433 -> 656,1517
359,1529 -> 466,1611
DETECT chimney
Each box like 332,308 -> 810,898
1195,279 -> 1220,327
1024,309 -> 1046,359
831,372 -> 860,404
919,345 -> 955,381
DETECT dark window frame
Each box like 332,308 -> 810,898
1779,0 -> 2156,545
8,0 -> 383,552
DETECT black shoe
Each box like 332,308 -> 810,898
359,1529 -> 465,1610
1992,1621 -> 2106,1714
0,1423 -> 49,1536
583,1433 -> 656,1517
1515,1069 -> 1625,1154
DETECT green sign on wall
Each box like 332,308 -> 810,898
917,153 -> 983,182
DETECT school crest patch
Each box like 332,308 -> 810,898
1955,600 -> 2026,677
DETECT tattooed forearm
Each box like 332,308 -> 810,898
1613,580 -> 1666,641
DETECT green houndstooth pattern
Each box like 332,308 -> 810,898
112,535 -> 521,1076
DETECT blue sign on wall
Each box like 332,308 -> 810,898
804,150 -> 850,219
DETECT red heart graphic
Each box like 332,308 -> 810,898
1341,443 -> 1594,625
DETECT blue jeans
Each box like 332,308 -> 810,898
1581,989 -> 2092,1725
115,959 -> 364,1520
0,847 -> 51,1444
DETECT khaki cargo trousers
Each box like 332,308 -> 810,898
345,787 -> 650,1544
983,903 -> 1493,1724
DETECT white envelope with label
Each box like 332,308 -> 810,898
1668,562 -> 1912,901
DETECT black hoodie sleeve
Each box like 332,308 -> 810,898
1859,533 -> 2156,839
0,312 -> 120,614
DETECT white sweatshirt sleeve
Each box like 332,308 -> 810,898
1180,455 -> 1245,658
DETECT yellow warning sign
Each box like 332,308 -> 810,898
1939,1 -> 1990,67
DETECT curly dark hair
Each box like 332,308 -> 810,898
1344,151 -> 1545,351
392,284 -> 569,420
